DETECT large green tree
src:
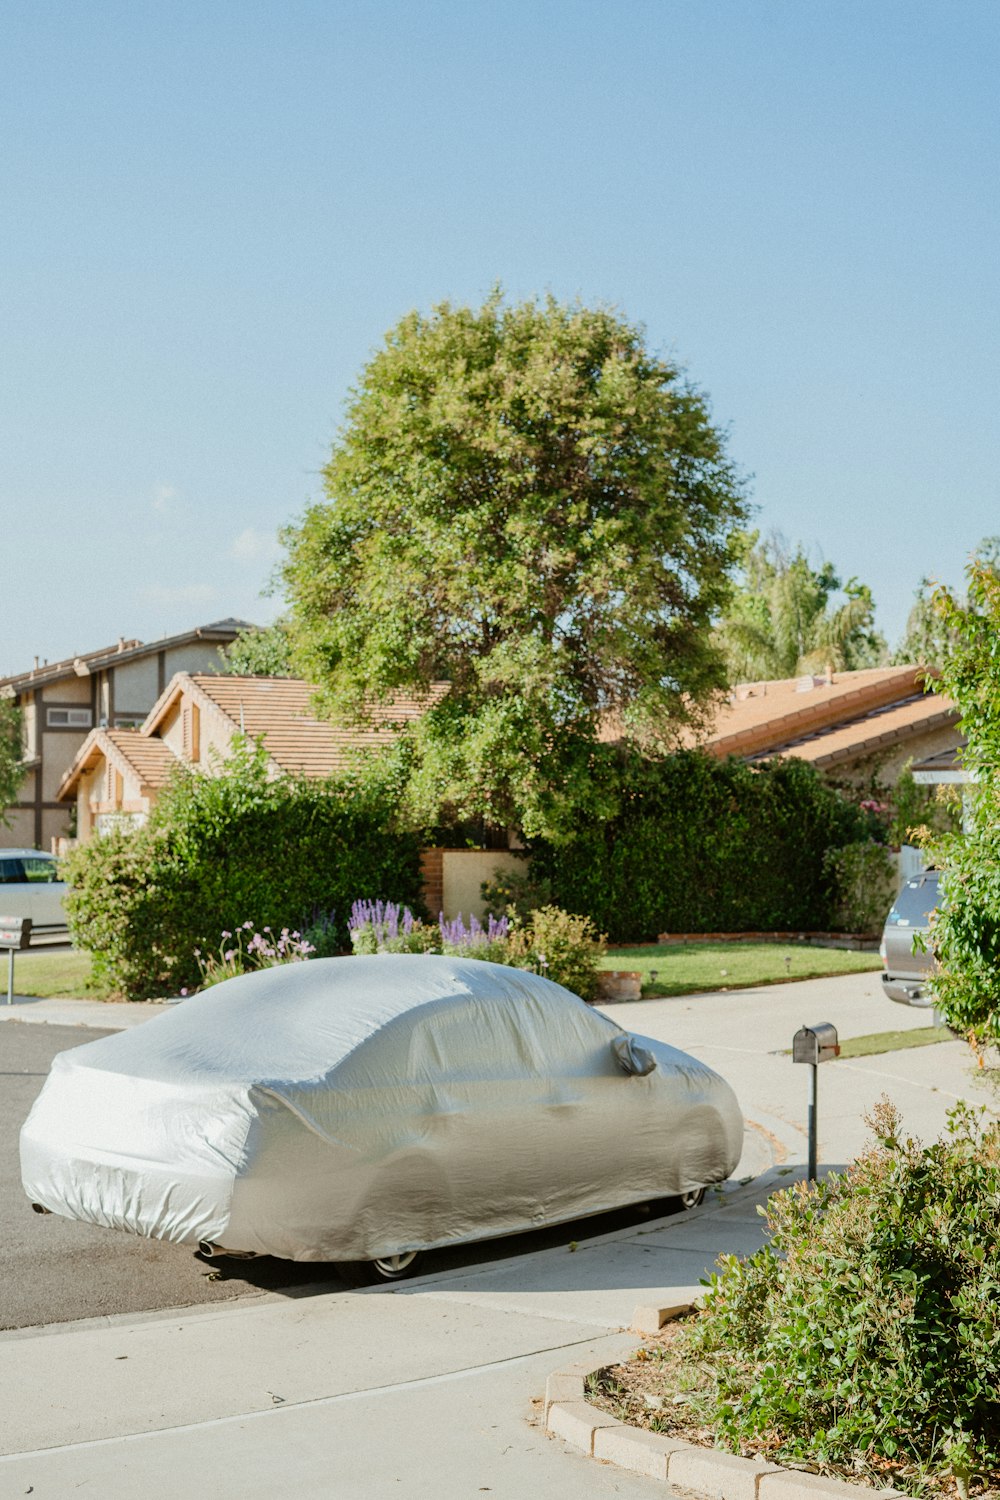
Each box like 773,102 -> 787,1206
714,532 -> 885,683
920,560 -> 1000,1043
221,619 -> 294,677
893,536 -> 1000,668
282,293 -> 748,839
0,697 -> 23,826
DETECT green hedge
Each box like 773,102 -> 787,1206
64,738 -> 423,1000
529,751 -> 869,942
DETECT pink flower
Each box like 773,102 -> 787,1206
180,988 -> 188,996
225,949 -> 236,962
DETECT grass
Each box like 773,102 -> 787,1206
603,941 -> 881,998
9,948 -> 94,999
11,939 -> 882,1005
837,1025 -> 954,1058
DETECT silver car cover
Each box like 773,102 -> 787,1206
21,955 -> 743,1262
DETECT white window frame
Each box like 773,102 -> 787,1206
46,707 -> 93,729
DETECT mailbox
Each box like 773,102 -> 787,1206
0,915 -> 31,950
792,1022 -> 839,1065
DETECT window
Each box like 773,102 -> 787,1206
0,858 -> 25,884
21,857 -> 61,884
114,716 -> 145,729
46,708 -> 93,729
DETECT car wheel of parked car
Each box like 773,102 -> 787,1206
340,1250 -> 423,1285
371,1251 -> 421,1280
678,1187 -> 705,1210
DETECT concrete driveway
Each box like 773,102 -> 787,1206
1,970 -> 993,1498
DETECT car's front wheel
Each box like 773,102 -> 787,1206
678,1186 -> 705,1210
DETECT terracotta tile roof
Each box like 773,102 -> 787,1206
696,666 -> 949,761
57,728 -> 179,800
756,693 -> 959,769
103,730 -> 178,789
187,675 -> 449,778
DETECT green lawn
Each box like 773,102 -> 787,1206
12,940 -> 881,1004
603,941 -> 881,998
837,1025 -> 953,1058
9,949 -> 94,999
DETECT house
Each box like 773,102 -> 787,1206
59,672 -> 451,838
694,665 -> 958,788
57,672 -> 524,919
1,621 -> 251,850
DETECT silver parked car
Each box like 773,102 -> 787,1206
22,954 -> 744,1280
879,869 -> 940,1007
0,849 -> 68,935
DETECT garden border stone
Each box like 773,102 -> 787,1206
544,1304 -> 902,1499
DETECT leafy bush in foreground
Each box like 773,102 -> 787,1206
688,1101 -> 1000,1494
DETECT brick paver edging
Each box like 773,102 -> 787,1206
544,1328 -> 902,1499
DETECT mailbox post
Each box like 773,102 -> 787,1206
792,1022 -> 839,1181
0,916 -> 32,1005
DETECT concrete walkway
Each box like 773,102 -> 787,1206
1,972 -> 994,1498
0,993 -> 168,1028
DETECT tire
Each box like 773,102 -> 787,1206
678,1186 -> 705,1210
340,1250 -> 423,1286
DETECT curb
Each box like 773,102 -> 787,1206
544,1306 -> 901,1499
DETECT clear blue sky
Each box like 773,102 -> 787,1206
2,0 -> 997,674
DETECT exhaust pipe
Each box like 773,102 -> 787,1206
198,1240 -> 257,1260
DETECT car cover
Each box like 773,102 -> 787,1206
21,954 -> 743,1261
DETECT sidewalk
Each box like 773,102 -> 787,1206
0,1178 -> 780,1499
0,993 -> 169,1028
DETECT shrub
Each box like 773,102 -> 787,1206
822,839 -> 897,935
686,1101 -> 1000,1493
505,905 -> 605,1000
529,751 -> 869,941
348,900 -> 439,954
64,737 -> 424,1000
300,909 -> 342,959
480,864 -> 554,921
439,911 -> 512,964
346,898 -> 605,999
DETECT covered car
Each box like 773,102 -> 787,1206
21,954 -> 743,1275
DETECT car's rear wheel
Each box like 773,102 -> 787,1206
678,1186 -> 705,1210
371,1251 -> 421,1281
340,1250 -> 423,1285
